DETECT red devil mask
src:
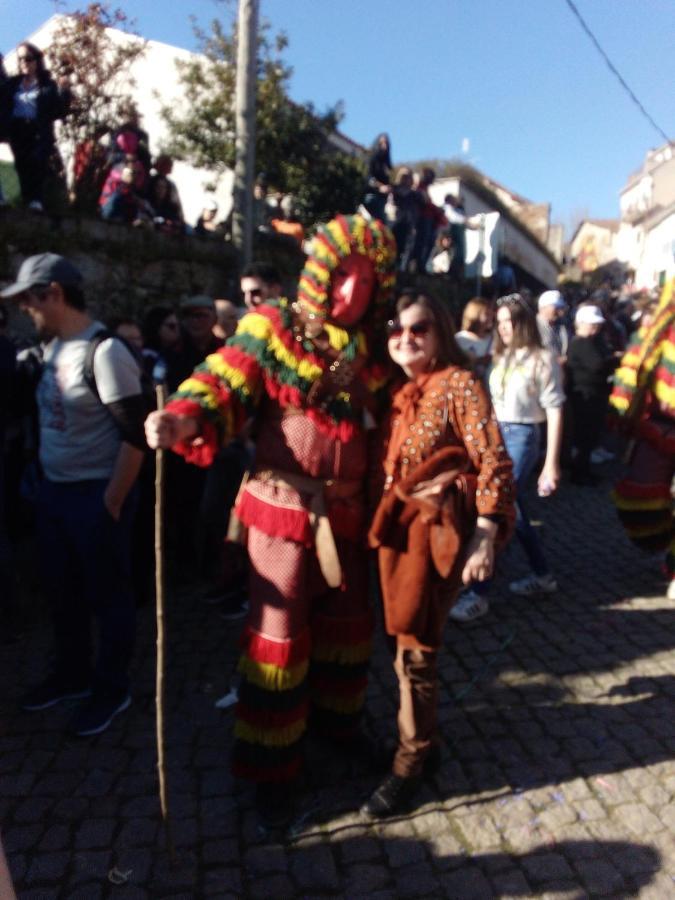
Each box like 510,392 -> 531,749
329,252 -> 376,327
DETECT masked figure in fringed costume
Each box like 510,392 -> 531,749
609,278 -> 675,598
145,215 -> 397,826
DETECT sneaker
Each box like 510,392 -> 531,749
69,693 -> 131,737
360,773 -> 420,819
449,590 -> 489,623
509,573 -> 557,596
22,677 -> 92,712
667,579 -> 675,601
590,447 -> 615,464
28,200 -> 44,213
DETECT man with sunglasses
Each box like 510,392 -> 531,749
5,43 -> 71,212
1,253 -> 145,736
240,262 -> 281,311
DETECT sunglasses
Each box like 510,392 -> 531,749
386,319 -> 433,339
243,287 -> 262,299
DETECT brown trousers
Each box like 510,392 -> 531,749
392,643 -> 439,778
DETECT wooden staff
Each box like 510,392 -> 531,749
154,374 -> 175,862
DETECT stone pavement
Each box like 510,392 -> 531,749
2,467 -> 675,899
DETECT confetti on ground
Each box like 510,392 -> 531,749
108,868 -> 133,885
550,791 -> 565,804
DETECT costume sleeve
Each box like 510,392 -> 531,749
448,371 -> 515,522
164,310 -> 269,466
609,332 -> 642,417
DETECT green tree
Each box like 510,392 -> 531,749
161,2 -> 365,226
46,2 -> 146,211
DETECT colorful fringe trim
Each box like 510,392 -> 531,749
232,628 -> 310,783
613,479 -> 674,552
309,613 -> 373,736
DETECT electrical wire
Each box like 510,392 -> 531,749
563,0 -> 671,145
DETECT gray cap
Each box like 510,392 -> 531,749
180,294 -> 215,310
1,253 -> 83,299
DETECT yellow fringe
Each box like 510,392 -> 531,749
323,322 -> 350,351
238,312 -> 273,341
234,717 -> 306,748
238,656 -> 308,691
312,640 -> 372,666
609,394 -> 629,412
206,353 -> 251,394
311,689 -> 366,715
654,379 -> 675,409
178,378 -> 220,409
267,332 -> 322,381
612,495 -> 672,511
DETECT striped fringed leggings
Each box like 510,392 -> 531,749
232,526 -> 372,783
612,422 -> 675,577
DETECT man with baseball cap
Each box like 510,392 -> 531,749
537,289 -> 571,364
1,253 -> 145,736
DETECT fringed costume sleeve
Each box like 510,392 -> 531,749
164,310 -> 273,467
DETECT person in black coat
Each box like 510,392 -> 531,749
567,304 -> 617,484
363,132 -> 392,220
5,43 -> 70,211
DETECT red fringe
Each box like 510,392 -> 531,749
312,612 -> 373,646
236,699 -> 309,729
236,490 -> 312,544
165,397 -> 202,418
309,674 -> 368,697
232,757 -> 302,783
614,479 -> 672,500
241,626 -> 311,668
637,419 -> 675,455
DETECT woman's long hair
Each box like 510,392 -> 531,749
370,132 -> 392,169
142,305 -> 175,353
492,293 -> 542,357
394,290 -> 468,369
18,42 -> 47,79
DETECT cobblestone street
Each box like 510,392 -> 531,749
2,469 -> 675,899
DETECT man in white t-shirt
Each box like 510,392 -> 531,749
1,253 -> 145,736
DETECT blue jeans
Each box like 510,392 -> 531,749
37,479 -> 138,696
500,422 -> 550,577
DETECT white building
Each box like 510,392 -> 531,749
617,143 -> 675,288
429,172 -> 561,289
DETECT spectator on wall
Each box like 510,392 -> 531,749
363,133 -> 392,220
5,42 -> 71,212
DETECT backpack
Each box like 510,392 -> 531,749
83,328 -> 155,413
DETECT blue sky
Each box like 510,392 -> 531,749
4,0 -> 673,232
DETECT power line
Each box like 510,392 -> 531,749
563,0 -> 671,145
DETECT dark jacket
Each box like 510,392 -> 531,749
6,71 -> 70,152
567,334 -> 616,399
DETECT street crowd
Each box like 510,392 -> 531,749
0,43 -> 673,896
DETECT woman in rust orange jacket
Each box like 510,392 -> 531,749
363,290 -> 515,818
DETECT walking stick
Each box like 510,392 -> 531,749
153,362 -> 175,863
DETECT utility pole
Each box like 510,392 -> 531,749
232,0 -> 258,267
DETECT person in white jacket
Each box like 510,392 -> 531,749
451,293 -> 564,622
